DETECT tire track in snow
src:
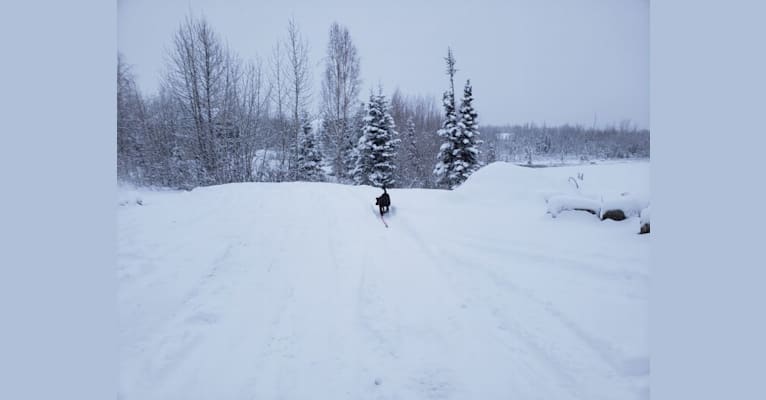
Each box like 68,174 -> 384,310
121,188 -> 303,400
487,265 -> 649,378
383,190 -> 643,398
249,184 -> 381,399
443,238 -> 647,373
123,240 -> 246,397
119,188 -> 262,347
345,187 -> 409,397
441,246 -> 647,399
389,204 -> 592,399
343,187 -> 470,399
318,185 -> 380,399
444,233 -> 648,285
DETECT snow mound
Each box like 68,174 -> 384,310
458,162 -> 542,192
456,162 -> 564,203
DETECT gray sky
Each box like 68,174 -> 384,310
118,0 -> 648,129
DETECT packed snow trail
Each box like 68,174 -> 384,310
118,162 -> 649,400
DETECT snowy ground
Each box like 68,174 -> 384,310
118,161 -> 649,400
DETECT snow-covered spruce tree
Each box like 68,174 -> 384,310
433,87 -> 460,188
339,102 -> 366,182
295,116 -> 324,182
434,78 -> 482,189
353,90 -> 400,187
434,47 -> 462,189
404,117 -> 421,187
456,79 -> 482,170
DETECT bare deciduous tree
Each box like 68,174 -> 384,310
267,41 -> 291,180
285,17 -> 312,134
320,22 -> 361,181
118,53 -> 149,183
282,18 -> 312,180
239,59 -> 269,181
164,15 -> 229,184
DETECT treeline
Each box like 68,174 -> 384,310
481,123 -> 650,165
118,14 -> 649,191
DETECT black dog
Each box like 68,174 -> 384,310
375,187 -> 390,216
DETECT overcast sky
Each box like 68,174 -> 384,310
118,0 -> 648,129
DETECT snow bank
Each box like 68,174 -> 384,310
462,161 -> 651,226
456,162 -> 566,203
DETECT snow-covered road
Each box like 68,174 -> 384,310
118,162 -> 649,400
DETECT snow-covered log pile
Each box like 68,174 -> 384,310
544,169 -> 650,233
547,193 -> 648,217
600,195 -> 648,221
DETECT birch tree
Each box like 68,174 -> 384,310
320,22 -> 361,181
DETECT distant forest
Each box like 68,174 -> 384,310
482,122 -> 649,165
118,15 -> 648,190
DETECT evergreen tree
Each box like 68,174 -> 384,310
340,102 -> 366,182
433,87 -> 460,188
354,90 -> 400,187
445,47 -> 457,99
434,77 -> 482,189
404,117 -> 420,187
434,47 -> 462,188
295,116 -> 324,182
456,79 -> 482,170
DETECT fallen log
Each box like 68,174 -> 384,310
601,209 -> 627,221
